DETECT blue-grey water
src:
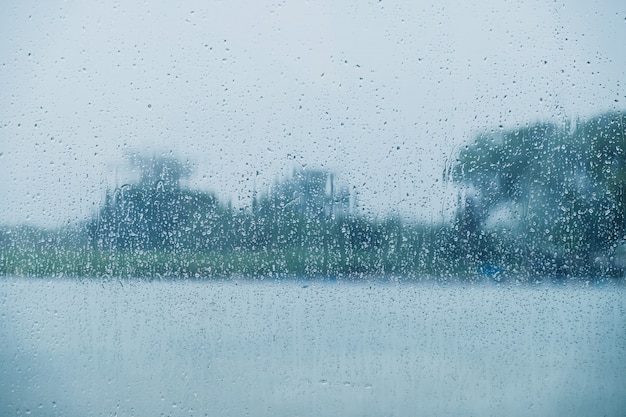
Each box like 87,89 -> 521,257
1,277 -> 625,417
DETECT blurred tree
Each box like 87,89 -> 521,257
451,111 -> 626,276
128,154 -> 192,189
88,155 -> 226,251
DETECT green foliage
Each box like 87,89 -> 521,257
451,111 -> 626,277
4,112 -> 625,281
2,165 -> 462,280
0,226 -> 458,280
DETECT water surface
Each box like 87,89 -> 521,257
1,278 -> 625,416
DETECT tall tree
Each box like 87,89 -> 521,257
451,111 -> 626,275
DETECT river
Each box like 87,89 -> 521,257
1,277 -> 625,416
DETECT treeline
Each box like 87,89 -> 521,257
0,164 -> 455,279
78,163 -> 460,278
1,111 -> 626,281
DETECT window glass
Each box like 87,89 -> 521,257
1,1 -> 625,416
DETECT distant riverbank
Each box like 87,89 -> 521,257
2,247 -> 624,285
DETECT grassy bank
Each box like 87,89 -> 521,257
0,246 -> 473,281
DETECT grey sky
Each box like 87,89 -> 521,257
1,0 -> 625,227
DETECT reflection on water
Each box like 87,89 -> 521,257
1,278 -> 625,417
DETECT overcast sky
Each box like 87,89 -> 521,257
1,0 -> 625,227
